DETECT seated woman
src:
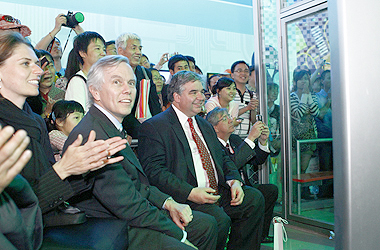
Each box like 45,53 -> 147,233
205,77 -> 240,119
65,31 -> 106,112
0,31 -> 126,224
48,100 -> 84,161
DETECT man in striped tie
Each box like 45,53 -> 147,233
139,70 -> 265,250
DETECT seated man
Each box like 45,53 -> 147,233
63,55 -> 217,250
138,71 -> 265,250
206,107 -> 278,243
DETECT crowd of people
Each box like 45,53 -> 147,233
0,12 -> 331,249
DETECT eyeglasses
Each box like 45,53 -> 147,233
1,15 -> 21,25
235,69 -> 249,74
217,114 -> 231,123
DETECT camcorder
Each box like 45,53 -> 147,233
62,11 -> 84,28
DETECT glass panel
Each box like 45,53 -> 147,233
259,0 -> 282,214
281,0 -> 308,9
286,9 -> 333,224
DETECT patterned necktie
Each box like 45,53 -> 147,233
188,118 -> 218,194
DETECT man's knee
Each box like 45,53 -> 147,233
243,186 -> 265,214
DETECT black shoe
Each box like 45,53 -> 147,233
261,236 -> 274,243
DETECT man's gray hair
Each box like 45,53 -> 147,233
87,55 -> 131,105
167,71 -> 204,103
206,107 -> 228,126
115,33 -> 141,51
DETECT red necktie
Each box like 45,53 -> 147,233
188,118 -> 218,194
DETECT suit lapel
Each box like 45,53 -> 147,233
89,106 -> 145,175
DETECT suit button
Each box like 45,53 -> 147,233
58,197 -> 63,201
145,187 -> 150,191
49,204 -> 54,207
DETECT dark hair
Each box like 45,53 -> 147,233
292,67 -> 311,92
207,74 -> 219,88
211,77 -> 235,95
195,65 -> 202,74
185,55 -> 195,65
47,100 -> 84,132
168,54 -> 189,71
321,70 -> 331,81
105,40 -> 115,47
141,54 -> 149,62
0,31 -> 33,67
46,37 -> 61,54
230,60 -> 249,73
65,31 -> 105,80
34,49 -> 54,64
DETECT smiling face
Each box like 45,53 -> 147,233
90,62 -> 137,122
80,38 -> 106,68
0,44 -> 43,108
118,39 -> 142,69
173,80 -> 205,117
217,83 -> 237,103
231,63 -> 249,85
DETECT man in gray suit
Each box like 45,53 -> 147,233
63,55 -> 217,250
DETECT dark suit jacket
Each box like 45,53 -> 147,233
224,134 -> 269,171
122,66 -> 162,138
63,106 -> 182,240
138,106 -> 242,204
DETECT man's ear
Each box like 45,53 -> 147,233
117,47 -> 124,55
213,125 -> 220,133
89,85 -> 100,102
78,50 -> 86,59
169,69 -> 174,76
173,92 -> 181,104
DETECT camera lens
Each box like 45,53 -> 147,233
74,12 -> 84,23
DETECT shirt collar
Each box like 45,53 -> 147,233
93,103 -> 123,131
218,137 -> 229,147
172,104 -> 194,127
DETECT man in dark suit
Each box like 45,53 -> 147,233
206,107 -> 278,244
138,71 -> 265,250
63,56 -> 217,250
116,32 -> 162,138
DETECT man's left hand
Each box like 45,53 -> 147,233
165,199 -> 193,230
230,180 -> 244,206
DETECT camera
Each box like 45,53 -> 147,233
256,114 -> 263,121
62,11 -> 84,28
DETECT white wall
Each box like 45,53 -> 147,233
1,0 -> 255,74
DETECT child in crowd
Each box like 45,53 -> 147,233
47,100 -> 84,161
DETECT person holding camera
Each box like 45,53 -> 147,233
35,13 -> 84,79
